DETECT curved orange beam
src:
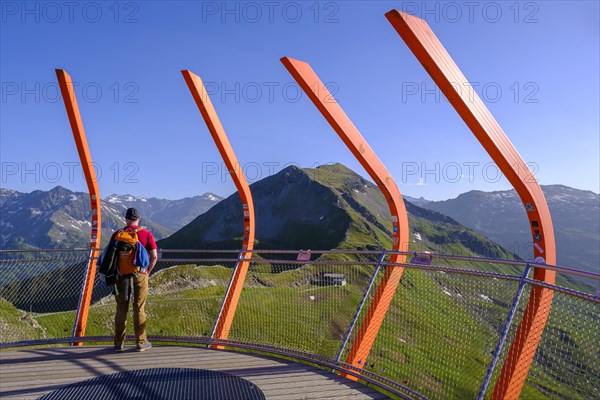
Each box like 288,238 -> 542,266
281,57 -> 410,376
181,70 -> 255,347
386,10 -> 556,399
56,69 -> 102,345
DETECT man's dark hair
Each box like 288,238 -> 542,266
125,208 -> 140,220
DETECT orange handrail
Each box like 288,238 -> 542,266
181,70 -> 255,348
281,57 -> 410,377
56,69 -> 102,345
386,11 -> 556,399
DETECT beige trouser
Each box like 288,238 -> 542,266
114,273 -> 148,347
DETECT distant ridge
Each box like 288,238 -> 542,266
104,192 -> 223,231
419,185 -> 600,275
0,187 -> 222,249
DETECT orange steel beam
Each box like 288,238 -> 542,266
386,11 -> 556,399
56,69 -> 102,345
181,70 -> 255,348
281,57 -> 410,377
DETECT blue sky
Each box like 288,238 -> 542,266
1,1 -> 598,201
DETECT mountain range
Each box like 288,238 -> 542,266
411,186 -> 600,276
2,169 -> 597,281
0,187 -> 222,250
1,164 -> 523,314
1,164 -> 595,314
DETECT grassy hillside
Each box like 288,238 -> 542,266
0,261 -> 112,313
0,298 -> 45,342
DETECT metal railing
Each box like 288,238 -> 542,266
0,248 -> 598,399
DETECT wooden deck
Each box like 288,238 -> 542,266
0,345 -> 390,399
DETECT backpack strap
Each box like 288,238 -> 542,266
118,226 -> 144,234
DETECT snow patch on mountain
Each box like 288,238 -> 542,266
107,195 -> 121,204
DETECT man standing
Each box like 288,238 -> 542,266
113,207 -> 158,352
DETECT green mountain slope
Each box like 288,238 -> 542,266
0,297 -> 46,342
159,166 -> 351,251
0,260 -> 112,313
159,164 -> 516,262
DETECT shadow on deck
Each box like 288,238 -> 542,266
0,345 -> 390,399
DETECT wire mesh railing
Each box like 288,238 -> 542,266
522,289 -> 599,400
0,248 -> 598,399
360,266 -> 523,399
0,250 -> 95,342
228,255 -> 383,358
485,281 -> 600,400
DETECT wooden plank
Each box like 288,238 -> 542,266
1,346 -> 281,364
0,359 -> 286,383
1,354 -> 279,374
1,377 -> 81,391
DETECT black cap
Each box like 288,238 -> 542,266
125,208 -> 140,220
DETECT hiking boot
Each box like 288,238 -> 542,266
114,343 -> 124,352
136,341 -> 152,352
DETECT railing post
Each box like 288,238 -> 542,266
386,13 -> 556,397
56,69 -> 102,345
281,58 -> 409,375
209,250 -> 246,346
182,70 -> 255,346
71,249 -> 96,341
335,250 -> 387,365
477,263 -> 533,400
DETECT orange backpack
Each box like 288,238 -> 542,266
114,227 -> 144,275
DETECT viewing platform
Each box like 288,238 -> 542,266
1,345 -> 388,399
